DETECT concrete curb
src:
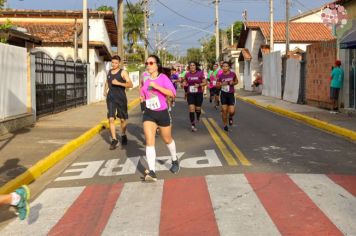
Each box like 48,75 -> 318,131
0,98 -> 141,194
236,95 -> 356,142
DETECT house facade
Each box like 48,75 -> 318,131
237,22 -> 334,91
0,10 -> 118,104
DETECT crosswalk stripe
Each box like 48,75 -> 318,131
102,181 -> 164,236
206,174 -> 281,236
160,176 -> 220,236
1,174 -> 356,236
246,173 -> 343,236
290,174 -> 356,235
48,183 -> 123,236
328,174 -> 356,197
1,187 -> 85,236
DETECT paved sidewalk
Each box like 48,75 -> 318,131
236,90 -> 356,132
0,88 -> 139,187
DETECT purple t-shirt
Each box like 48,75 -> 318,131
141,73 -> 176,111
185,71 -> 205,93
217,71 -> 237,93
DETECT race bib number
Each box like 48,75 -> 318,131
212,81 -> 217,86
222,85 -> 230,93
146,95 -> 161,110
189,86 -> 198,93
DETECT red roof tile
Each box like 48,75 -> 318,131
11,22 -> 79,44
245,22 -> 335,42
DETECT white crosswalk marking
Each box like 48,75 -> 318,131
206,174 -> 281,236
290,174 -> 356,236
1,174 -> 355,236
102,181 -> 164,236
1,187 -> 84,236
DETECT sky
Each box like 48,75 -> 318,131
6,0 -> 332,55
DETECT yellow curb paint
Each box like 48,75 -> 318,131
236,95 -> 356,141
202,118 -> 238,166
208,118 -> 252,166
0,98 -> 141,194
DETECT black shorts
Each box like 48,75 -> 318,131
210,88 -> 217,96
107,99 -> 128,119
330,87 -> 340,100
187,93 -> 204,107
220,92 -> 235,106
143,108 -> 172,127
140,101 -> 146,112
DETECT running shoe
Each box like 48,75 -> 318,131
121,135 -> 128,145
191,125 -> 198,132
224,126 -> 229,132
170,160 -> 180,174
229,117 -> 233,126
15,185 -> 30,220
144,170 -> 157,182
109,139 -> 118,150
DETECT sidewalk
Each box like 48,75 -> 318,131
236,90 -> 356,137
0,88 -> 139,188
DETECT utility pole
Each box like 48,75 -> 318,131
270,0 -> 274,51
285,0 -> 290,56
74,18 -> 78,61
143,0 -> 149,60
83,0 -> 88,62
214,0 -> 220,62
151,23 -> 164,54
231,23 -> 234,46
117,0 -> 124,58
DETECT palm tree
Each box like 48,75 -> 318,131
124,2 -> 144,53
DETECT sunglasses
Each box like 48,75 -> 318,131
145,61 -> 156,66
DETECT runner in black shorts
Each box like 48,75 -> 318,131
183,61 -> 207,132
140,55 -> 179,181
216,61 -> 238,132
104,55 -> 133,149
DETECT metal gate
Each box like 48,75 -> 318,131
35,52 -> 87,116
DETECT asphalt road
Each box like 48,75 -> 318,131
1,90 -> 356,235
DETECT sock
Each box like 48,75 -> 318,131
146,146 -> 156,172
189,112 -> 195,125
167,140 -> 177,161
10,192 -> 21,206
196,110 -> 201,121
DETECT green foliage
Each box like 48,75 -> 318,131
186,48 -> 202,63
96,5 -> 114,12
0,19 -> 13,44
124,2 -> 144,54
200,36 -> 216,65
0,0 -> 5,9
226,21 -> 244,45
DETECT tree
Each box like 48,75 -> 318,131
200,36 -> 216,65
186,48 -> 202,64
0,19 -> 13,44
96,5 -> 114,11
226,21 -> 244,46
124,2 -> 144,53
0,0 -> 5,9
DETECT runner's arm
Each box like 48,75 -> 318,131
103,79 -> 108,97
111,70 -> 133,88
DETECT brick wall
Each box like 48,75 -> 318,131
305,39 -> 336,109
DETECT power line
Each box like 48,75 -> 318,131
156,0 -> 210,24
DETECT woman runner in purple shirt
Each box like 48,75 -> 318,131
217,61 -> 238,132
183,61 -> 207,132
140,55 -> 179,181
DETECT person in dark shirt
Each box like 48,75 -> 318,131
103,55 -> 133,149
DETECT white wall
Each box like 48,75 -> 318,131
0,43 -> 28,119
89,19 -> 112,51
274,43 -> 309,54
262,51 -> 282,98
291,11 -> 323,23
284,58 -> 301,103
34,47 -> 84,61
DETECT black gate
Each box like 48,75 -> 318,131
35,52 -> 87,116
